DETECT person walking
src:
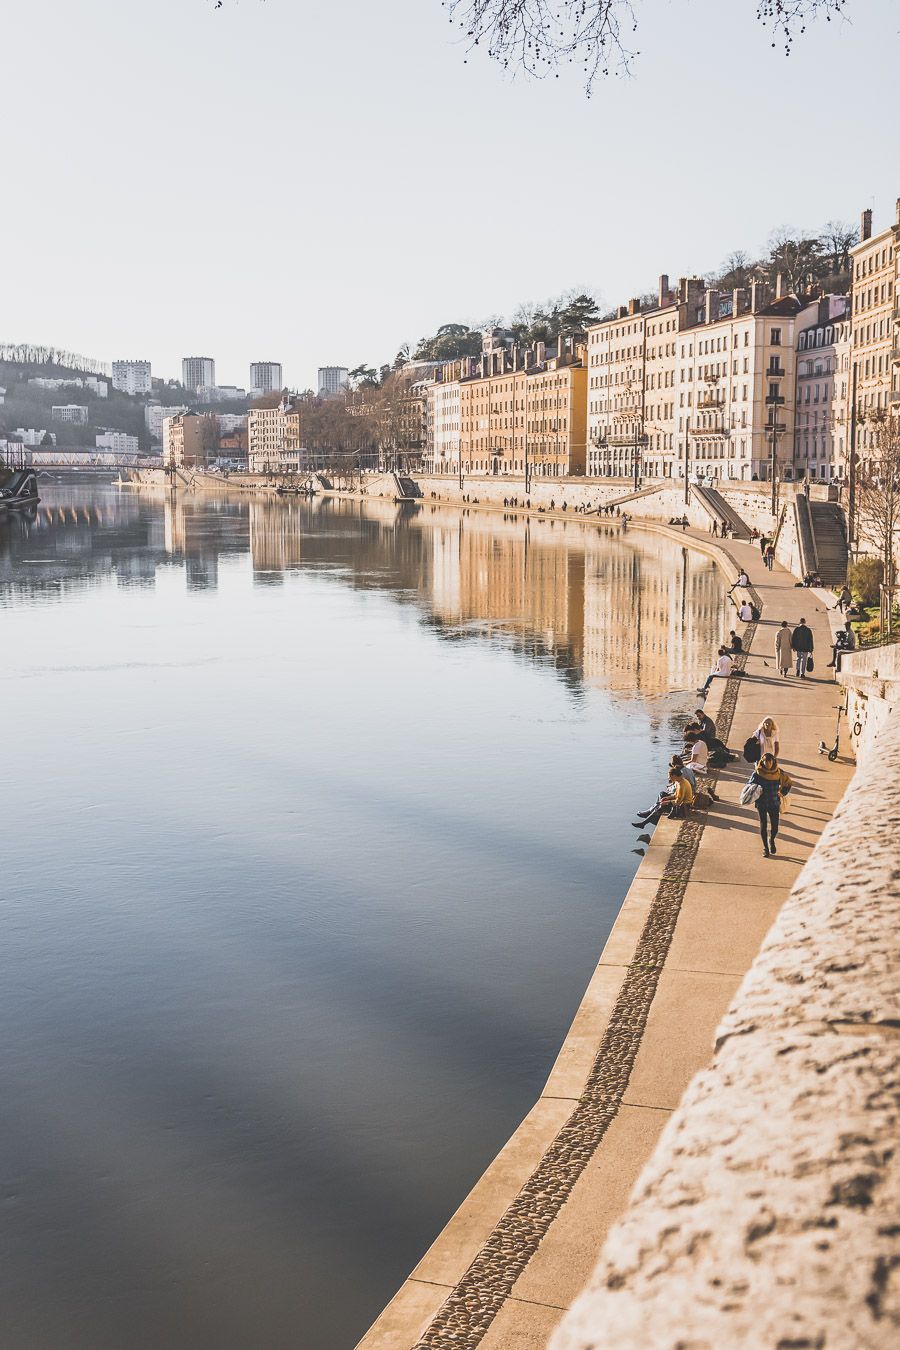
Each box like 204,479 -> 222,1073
711,520 -> 719,537
791,617 -> 814,678
754,717 -> 780,759
775,620 -> 793,677
742,753 -> 792,857
697,646 -> 733,696
765,542 -> 775,571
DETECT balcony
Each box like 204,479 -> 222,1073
765,393 -> 786,407
766,365 -> 787,379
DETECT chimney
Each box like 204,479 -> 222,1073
618,305 -> 628,319
628,297 -> 640,316
732,287 -> 745,317
775,272 -> 785,299
704,289 -> 719,325
895,197 -> 900,226
860,208 -> 872,242
658,274 -> 670,307
536,341 -> 546,364
750,279 -> 760,312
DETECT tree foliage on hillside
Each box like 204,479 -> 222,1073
706,218 -> 858,296
444,0 -> 849,89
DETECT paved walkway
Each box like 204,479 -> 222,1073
360,529 -> 855,1350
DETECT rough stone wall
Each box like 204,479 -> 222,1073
552,712 -> 900,1350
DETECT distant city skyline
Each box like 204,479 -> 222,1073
3,0 -> 898,389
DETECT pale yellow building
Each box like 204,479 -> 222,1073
247,395 -> 304,473
849,203 -> 900,469
459,338 -> 587,478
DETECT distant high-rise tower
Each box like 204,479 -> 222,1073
317,366 -> 349,398
250,362 -> 283,397
112,360 -> 152,396
182,356 -> 215,391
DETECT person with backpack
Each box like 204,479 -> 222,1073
754,717 -> 780,759
740,753 -> 792,857
775,620 -> 793,677
791,618 -> 815,677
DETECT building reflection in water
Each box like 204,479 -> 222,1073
1,485 -> 729,697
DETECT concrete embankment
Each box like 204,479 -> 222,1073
554,653 -> 899,1350
360,529 -> 865,1349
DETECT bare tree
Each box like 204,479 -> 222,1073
821,218 -> 859,275
856,413 -> 900,636
446,0 -> 849,89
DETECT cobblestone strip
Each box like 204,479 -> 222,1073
414,633 -> 756,1349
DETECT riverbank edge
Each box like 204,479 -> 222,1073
357,530 -> 765,1349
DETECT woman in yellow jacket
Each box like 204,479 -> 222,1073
633,764 -> 694,828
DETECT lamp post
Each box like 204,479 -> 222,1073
684,417 -> 691,507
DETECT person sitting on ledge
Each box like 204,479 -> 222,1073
826,618 -> 857,669
687,707 -> 717,745
632,764 -> 694,828
728,629 -> 743,653
697,646 -> 733,696
728,568 -> 749,596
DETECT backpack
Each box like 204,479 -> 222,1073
743,735 -> 760,764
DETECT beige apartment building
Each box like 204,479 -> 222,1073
793,296 -> 852,482
675,284 -> 808,483
163,412 -> 217,469
459,337 -> 587,478
587,276 -> 681,479
247,394 -> 303,473
849,203 -> 900,469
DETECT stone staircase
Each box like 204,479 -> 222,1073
808,500 -> 848,586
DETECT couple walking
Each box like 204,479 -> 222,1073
775,618 -> 814,678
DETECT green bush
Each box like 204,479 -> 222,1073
848,557 -> 884,607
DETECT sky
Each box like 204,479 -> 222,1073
3,0 -> 899,390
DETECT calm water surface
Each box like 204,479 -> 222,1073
0,484 -> 728,1349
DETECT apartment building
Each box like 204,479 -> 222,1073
247,395 -> 304,473
250,362 -> 283,397
317,366 -> 348,398
112,360 -> 152,396
145,402 -> 188,441
425,361 -> 465,474
459,338 -> 587,478
587,275 -> 681,479
95,431 -> 140,455
849,203 -> 899,468
163,412 -> 217,469
182,357 -> 216,391
793,296 -> 852,482
51,404 -> 89,425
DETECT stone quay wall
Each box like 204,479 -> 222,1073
552,699 -> 900,1350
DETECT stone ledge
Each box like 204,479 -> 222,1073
552,709 -> 900,1350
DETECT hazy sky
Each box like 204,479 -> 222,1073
4,0 -> 898,389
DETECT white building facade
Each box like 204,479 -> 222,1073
96,431 -> 140,454
250,363 -> 283,397
51,404 -> 89,425
426,379 -> 461,475
145,403 -> 188,441
317,366 -> 348,398
182,357 -> 216,391
112,360 -> 152,396
794,297 -> 852,482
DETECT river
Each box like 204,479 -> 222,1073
0,483 -> 729,1349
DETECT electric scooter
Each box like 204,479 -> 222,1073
818,702 -> 844,762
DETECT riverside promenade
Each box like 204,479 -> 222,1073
360,529 -> 855,1349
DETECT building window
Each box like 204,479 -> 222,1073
770,327 -> 781,345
